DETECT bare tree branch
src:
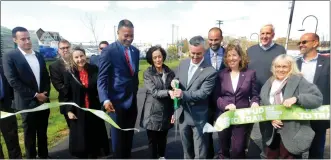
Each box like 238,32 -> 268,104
81,12 -> 99,48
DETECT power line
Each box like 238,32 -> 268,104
216,20 -> 223,28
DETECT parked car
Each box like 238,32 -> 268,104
85,48 -> 98,58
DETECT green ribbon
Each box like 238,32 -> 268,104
203,105 -> 330,133
0,102 -> 140,132
174,81 -> 179,110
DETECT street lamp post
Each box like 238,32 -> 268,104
298,15 -> 319,34
250,33 -> 259,43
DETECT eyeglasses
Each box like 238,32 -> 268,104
60,46 -> 70,50
297,40 -> 314,46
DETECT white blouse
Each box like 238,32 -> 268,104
231,74 -> 240,92
269,78 -> 288,104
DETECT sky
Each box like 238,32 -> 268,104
1,1 -> 330,48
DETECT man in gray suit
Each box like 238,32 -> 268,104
170,36 -> 217,159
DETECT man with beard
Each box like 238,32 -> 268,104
97,19 -> 140,158
246,24 -> 286,159
49,39 -> 71,127
204,27 -> 226,159
296,33 -> 330,159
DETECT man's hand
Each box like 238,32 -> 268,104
171,79 -> 179,89
225,104 -> 236,111
271,120 -> 283,129
283,97 -> 297,108
168,90 -> 175,99
251,102 -> 259,108
36,92 -> 48,103
104,101 -> 115,113
171,115 -> 175,124
67,111 -> 77,120
174,88 -> 183,98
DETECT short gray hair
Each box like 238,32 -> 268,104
189,36 -> 205,47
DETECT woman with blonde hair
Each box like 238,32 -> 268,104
259,54 -> 322,159
63,47 -> 109,158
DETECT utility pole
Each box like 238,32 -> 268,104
285,0 -> 295,51
172,24 -> 174,45
216,20 -> 223,28
114,25 -> 117,41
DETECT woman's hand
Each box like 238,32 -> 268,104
225,104 -> 236,111
271,120 -> 283,129
283,97 -> 297,108
68,111 -> 77,120
251,102 -> 259,108
171,115 -> 175,124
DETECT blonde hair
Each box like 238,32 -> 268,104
271,54 -> 302,79
65,47 -> 86,72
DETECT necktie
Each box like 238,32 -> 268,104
124,48 -> 134,76
0,74 -> 4,100
212,52 -> 217,70
187,65 -> 196,86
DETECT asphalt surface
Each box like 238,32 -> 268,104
49,88 -> 330,159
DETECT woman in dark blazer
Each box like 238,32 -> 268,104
63,47 -> 109,158
140,46 -> 175,159
214,43 -> 260,159
260,54 -> 322,159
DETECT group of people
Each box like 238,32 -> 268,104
0,18 -> 329,160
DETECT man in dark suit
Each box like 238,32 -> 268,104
90,41 -> 109,67
204,27 -> 226,159
49,39 -> 71,127
296,33 -> 330,159
97,19 -> 140,158
0,59 -> 22,159
2,26 -> 51,159
171,36 -> 217,159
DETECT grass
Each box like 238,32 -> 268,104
0,59 -> 180,158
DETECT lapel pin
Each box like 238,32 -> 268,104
200,68 -> 203,71
318,64 -> 322,67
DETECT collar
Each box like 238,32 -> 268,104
18,47 -> 35,55
259,42 -> 275,51
301,54 -> 319,63
209,47 -> 224,56
190,57 -> 204,68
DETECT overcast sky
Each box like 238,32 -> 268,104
1,1 -> 330,47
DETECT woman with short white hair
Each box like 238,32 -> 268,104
259,54 -> 322,159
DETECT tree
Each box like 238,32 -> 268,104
182,39 -> 189,53
167,45 -> 178,60
81,13 -> 104,48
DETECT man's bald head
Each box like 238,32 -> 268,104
208,27 -> 223,51
299,32 -> 320,55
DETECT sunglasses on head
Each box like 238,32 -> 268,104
297,40 -> 314,46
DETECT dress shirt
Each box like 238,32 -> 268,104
301,54 -> 318,83
259,42 -> 275,51
210,48 -> 223,71
187,57 -> 204,86
231,73 -> 240,92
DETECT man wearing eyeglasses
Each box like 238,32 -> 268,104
49,39 -> 71,127
296,33 -> 330,159
246,24 -> 286,159
90,41 -> 109,67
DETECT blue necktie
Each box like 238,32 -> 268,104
0,74 -> 4,100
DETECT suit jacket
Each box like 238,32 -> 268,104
297,55 -> 330,130
97,40 -> 140,109
174,58 -> 217,126
0,61 -> 14,112
215,68 -> 260,115
2,49 -> 50,110
49,58 -> 68,114
260,74 -> 323,155
89,54 -> 100,67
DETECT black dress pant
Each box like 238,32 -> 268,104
146,130 -> 168,158
110,101 -> 137,159
21,109 -> 50,159
0,115 -> 22,159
